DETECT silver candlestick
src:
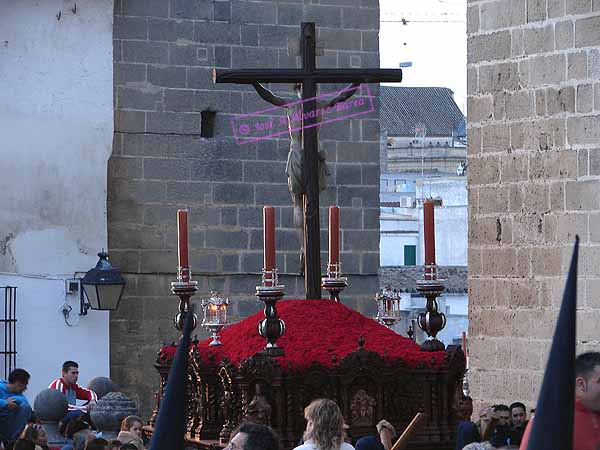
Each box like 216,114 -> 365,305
255,268 -> 285,357
321,262 -> 348,302
171,266 -> 198,333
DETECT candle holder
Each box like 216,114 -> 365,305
201,291 -> 229,346
255,268 -> 285,357
374,286 -> 401,329
171,266 -> 199,333
321,262 -> 348,302
416,264 -> 446,351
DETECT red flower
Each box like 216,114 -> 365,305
160,300 -> 446,371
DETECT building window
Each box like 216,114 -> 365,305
404,245 -> 416,266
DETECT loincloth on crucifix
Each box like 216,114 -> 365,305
285,100 -> 331,227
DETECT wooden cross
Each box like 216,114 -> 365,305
214,22 -> 403,300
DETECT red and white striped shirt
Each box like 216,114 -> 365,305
48,378 -> 97,411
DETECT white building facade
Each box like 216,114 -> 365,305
0,0 -> 114,402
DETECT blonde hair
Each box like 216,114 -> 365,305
304,399 -> 344,450
120,415 -> 143,432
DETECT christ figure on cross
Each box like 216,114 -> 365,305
252,82 -> 361,230
214,22 -> 403,298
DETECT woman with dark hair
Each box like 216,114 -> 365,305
119,417 -> 142,437
116,416 -> 143,450
294,399 -> 354,450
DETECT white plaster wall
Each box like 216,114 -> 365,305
380,234 -> 418,266
0,0 -> 113,403
417,178 -> 468,266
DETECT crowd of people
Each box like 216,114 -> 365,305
0,361 -> 145,450
1,352 -> 598,450
456,351 -> 600,450
455,400 -> 531,450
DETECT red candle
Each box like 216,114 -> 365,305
177,209 -> 189,279
263,206 -> 276,274
328,206 -> 340,266
423,199 -> 436,276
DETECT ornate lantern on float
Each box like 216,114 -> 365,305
375,286 -> 401,329
201,291 -> 229,346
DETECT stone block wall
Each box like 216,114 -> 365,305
467,0 -> 600,412
109,0 -> 381,417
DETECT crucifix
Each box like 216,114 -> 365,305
214,22 -> 403,299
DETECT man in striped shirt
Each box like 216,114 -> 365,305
48,361 -> 97,423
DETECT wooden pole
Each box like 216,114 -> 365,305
389,412 -> 427,450
301,22 -> 321,299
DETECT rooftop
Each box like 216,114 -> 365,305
380,86 -> 466,138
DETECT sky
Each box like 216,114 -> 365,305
379,0 -> 467,113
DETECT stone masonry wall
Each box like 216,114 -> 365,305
109,0 -> 380,418
467,0 -> 600,412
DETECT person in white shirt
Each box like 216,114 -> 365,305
294,399 -> 355,450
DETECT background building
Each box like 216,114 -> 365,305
379,86 -> 468,346
0,0 -> 113,401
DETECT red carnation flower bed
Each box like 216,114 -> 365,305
160,299 -> 446,371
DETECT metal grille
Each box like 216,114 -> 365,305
0,287 -> 17,379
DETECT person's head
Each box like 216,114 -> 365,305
8,368 -> 30,394
85,438 -> 109,450
225,422 -> 278,450
575,351 -> 600,412
456,396 -> 474,421
479,406 -> 492,424
108,440 -> 121,450
477,406 -> 493,436
62,361 -> 79,385
12,440 -> 35,450
355,435 -> 385,450
120,415 -> 143,437
62,416 -> 92,439
509,402 -> 526,427
303,399 -> 344,450
492,404 -> 510,426
73,429 -> 96,450
20,423 -> 48,445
